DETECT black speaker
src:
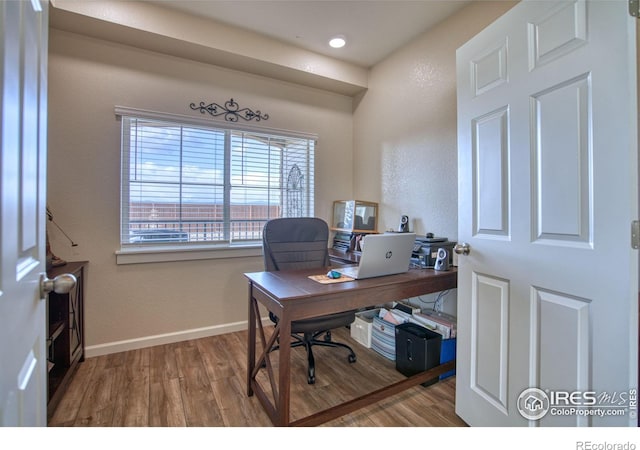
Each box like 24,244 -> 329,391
434,247 -> 449,271
395,323 -> 442,386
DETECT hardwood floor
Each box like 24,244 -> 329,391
48,327 -> 467,427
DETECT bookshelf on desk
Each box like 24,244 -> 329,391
330,200 -> 379,255
46,260 -> 87,419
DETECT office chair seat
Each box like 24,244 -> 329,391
263,217 -> 357,384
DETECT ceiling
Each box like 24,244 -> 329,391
147,0 -> 472,68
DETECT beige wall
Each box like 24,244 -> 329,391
47,29 -> 354,354
353,1 -> 516,238
351,0 -> 515,316
48,1 -> 516,354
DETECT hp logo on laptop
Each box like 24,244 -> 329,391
385,251 -> 393,259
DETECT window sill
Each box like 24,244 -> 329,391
115,243 -> 263,265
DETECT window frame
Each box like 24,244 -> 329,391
114,106 -> 317,265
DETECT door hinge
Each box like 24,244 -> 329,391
632,220 -> 640,249
630,0 -> 640,18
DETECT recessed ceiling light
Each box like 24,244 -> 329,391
329,35 -> 346,49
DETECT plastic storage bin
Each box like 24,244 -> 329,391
350,309 -> 379,348
439,338 -> 457,380
371,316 -> 397,360
395,322 -> 442,386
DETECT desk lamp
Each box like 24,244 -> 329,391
46,207 -> 77,268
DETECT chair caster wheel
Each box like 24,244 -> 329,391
348,354 -> 356,363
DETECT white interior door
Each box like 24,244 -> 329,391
0,0 -> 49,426
456,0 -> 638,426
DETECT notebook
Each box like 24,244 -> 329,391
335,232 -> 416,279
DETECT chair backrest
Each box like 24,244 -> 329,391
263,217 -> 329,272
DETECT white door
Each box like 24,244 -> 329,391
0,0 -> 49,426
456,0 -> 638,426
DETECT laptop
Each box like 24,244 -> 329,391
335,232 -> 416,279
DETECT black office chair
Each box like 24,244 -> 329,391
262,217 -> 357,384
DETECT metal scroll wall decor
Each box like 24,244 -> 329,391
189,98 -> 269,122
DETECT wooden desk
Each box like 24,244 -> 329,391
245,267 -> 457,426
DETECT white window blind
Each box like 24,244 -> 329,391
120,114 -> 315,248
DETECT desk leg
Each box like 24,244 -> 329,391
277,312 -> 292,426
247,283 -> 256,397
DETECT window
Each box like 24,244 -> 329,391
117,108 -> 315,258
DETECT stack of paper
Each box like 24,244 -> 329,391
410,310 -> 457,339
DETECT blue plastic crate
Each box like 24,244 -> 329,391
440,338 -> 456,380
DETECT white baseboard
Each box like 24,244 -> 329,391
85,316 -> 272,358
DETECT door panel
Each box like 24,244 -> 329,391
16,348 -> 42,427
472,40 -> 508,96
533,288 -> 591,427
456,0 -> 638,427
528,1 -> 587,70
473,106 -> 510,238
0,0 -> 49,426
471,272 -> 509,414
20,0 -> 40,256
531,74 -> 591,245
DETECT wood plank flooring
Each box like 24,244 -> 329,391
48,327 -> 467,427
